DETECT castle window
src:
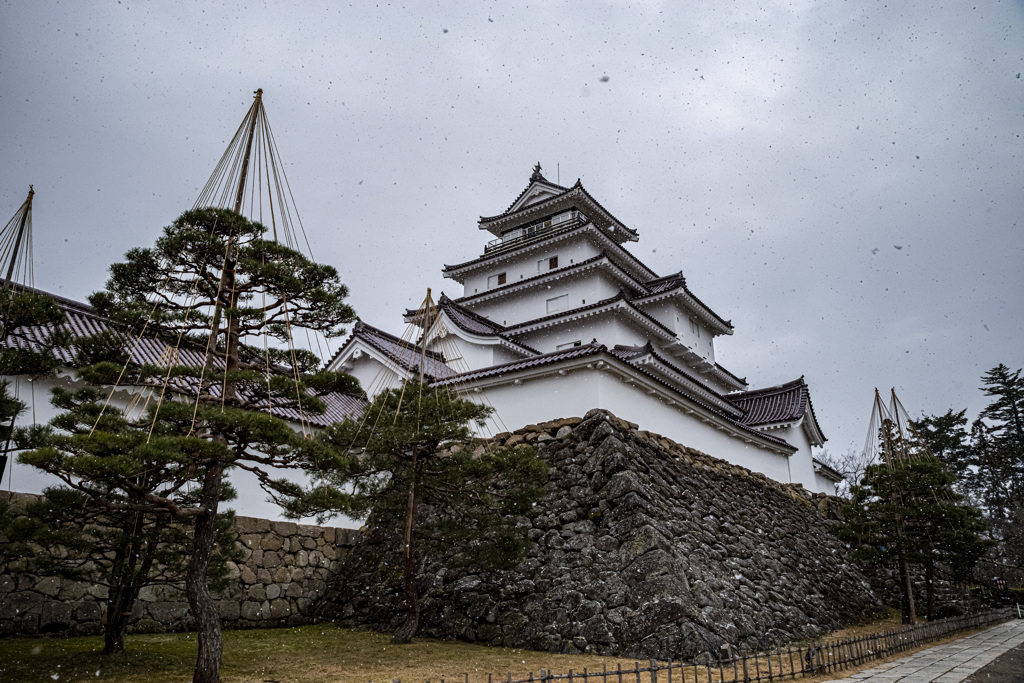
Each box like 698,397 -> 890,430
537,256 -> 558,273
546,294 -> 568,313
689,318 -> 701,337
487,272 -> 507,289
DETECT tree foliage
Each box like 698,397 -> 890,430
4,386 -> 241,654
16,207 -> 356,682
305,382 -> 548,643
914,365 -> 1024,582
836,420 -> 991,622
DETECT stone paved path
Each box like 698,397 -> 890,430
820,618 -> 1023,683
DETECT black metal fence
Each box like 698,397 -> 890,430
411,608 -> 1017,683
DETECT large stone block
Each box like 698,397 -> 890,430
40,602 -> 73,631
75,601 -> 103,621
260,534 -> 284,552
34,577 -> 61,597
147,601 -> 189,624
234,516 -> 271,534
271,521 -> 297,537
218,600 -> 241,621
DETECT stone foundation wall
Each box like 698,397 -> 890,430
320,410 -> 882,661
0,493 -> 360,636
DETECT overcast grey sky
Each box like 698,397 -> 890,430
2,1 -> 1022,469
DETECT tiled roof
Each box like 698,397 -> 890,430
453,252 -> 648,306
493,171 -> 569,218
644,271 -> 687,294
431,342 -> 606,387
504,291 -> 676,339
433,295 -> 540,356
437,294 -> 506,334
339,320 -> 457,381
714,363 -> 747,388
812,458 -> 844,483
430,340 -> 792,452
480,178 -> 575,224
728,377 -> 812,427
633,274 -> 733,332
478,180 -> 639,242
443,220 -> 650,277
2,286 -> 367,427
608,343 -> 744,419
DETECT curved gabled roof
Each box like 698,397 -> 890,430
727,377 -> 827,444
478,179 -> 639,243
492,166 -> 570,217
436,293 -> 505,335
432,294 -> 540,356
330,319 -> 457,381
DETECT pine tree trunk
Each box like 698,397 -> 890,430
898,549 -> 917,625
102,510 -> 146,655
924,554 -> 935,621
187,460 -> 226,683
103,582 -> 133,655
392,448 -> 420,645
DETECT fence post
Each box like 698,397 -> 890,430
650,660 -> 657,683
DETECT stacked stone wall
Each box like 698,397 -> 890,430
319,410 -> 882,661
0,493 -> 360,636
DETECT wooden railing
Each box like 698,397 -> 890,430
403,608 -> 1017,683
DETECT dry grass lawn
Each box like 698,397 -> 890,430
0,610 -> 980,683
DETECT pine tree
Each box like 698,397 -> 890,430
303,382 -> 548,644
973,364 -> 1024,573
19,207 -> 355,683
0,289 -> 69,476
837,421 -> 991,621
8,385 -> 241,654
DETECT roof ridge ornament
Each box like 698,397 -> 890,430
530,162 -> 546,182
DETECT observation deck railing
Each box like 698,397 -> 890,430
484,211 -> 588,254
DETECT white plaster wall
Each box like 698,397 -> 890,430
474,368 -> 794,485
466,271 -> 623,328
814,471 -> 839,495
341,355 -> 404,398
766,422 -> 827,493
459,236 -> 603,296
426,334 -> 494,373
514,314 -> 649,354
491,345 -> 524,365
642,301 -> 716,363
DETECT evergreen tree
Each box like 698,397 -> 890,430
303,382 -> 548,644
913,410 -> 971,480
7,386 -> 241,654
972,364 -> 1024,572
837,421 -> 991,622
19,207 -> 355,683
0,289 -> 69,477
